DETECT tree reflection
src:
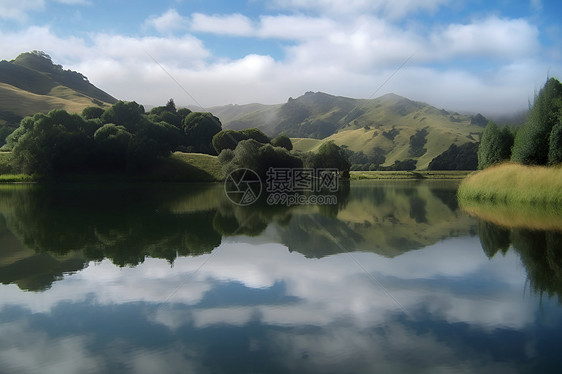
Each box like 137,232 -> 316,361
0,180 -> 480,291
476,218 -> 562,302
478,220 -> 510,259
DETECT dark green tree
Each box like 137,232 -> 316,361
548,120 -> 562,165
512,77 -> 562,165
477,121 -> 514,169
101,101 -> 145,131
93,123 -> 132,168
82,106 -> 105,120
213,129 -> 245,154
428,142 -> 478,170
309,141 -> 351,178
221,139 -> 302,179
239,128 -> 270,144
212,128 -> 270,154
7,110 -> 95,174
271,134 -> 293,151
183,112 -> 222,154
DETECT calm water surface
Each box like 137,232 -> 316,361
0,181 -> 561,373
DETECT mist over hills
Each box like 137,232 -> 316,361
201,91 -> 488,169
0,51 -> 492,169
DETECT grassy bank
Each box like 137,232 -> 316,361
458,163 -> 562,205
350,170 -> 472,180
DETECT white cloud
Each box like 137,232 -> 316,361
0,8 -> 558,114
431,16 -> 540,60
0,0 -> 89,21
191,13 -> 254,36
269,0 -> 450,19
145,8 -> 189,34
258,15 -> 337,40
0,0 -> 44,21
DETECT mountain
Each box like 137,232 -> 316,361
205,91 -> 488,170
0,51 -> 117,127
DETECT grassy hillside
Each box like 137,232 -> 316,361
210,91 -> 486,170
0,51 -> 116,126
201,103 -> 282,131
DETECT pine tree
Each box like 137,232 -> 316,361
477,121 -> 513,169
548,120 -> 562,165
512,78 -> 562,165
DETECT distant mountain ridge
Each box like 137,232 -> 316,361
0,51 -> 117,126
201,91 -> 488,169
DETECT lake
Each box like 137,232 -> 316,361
0,181 -> 561,373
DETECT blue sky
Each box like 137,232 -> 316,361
0,0 -> 560,115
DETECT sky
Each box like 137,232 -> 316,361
0,0 -> 561,115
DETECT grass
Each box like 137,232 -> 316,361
0,174 -> 36,182
350,170 -> 472,180
0,82 -> 97,119
457,163 -> 562,205
458,163 -> 562,231
148,152 -> 224,182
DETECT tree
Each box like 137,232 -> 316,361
212,128 -> 270,154
93,123 -> 132,168
7,103 -> 181,175
221,139 -> 302,179
310,141 -> 351,178
428,142 -> 478,170
183,112 -> 222,154
240,128 -> 270,144
213,130 -> 245,154
7,110 -> 95,174
82,106 -> 105,120
477,121 -> 513,169
512,78 -> 562,165
271,134 -> 293,151
548,120 -> 562,165
101,101 -> 145,131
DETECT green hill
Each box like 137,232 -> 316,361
208,91 -> 487,170
0,51 -> 117,127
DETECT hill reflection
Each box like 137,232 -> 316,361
0,181 -> 501,292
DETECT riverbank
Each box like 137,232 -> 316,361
458,163 -> 562,205
350,170 -> 472,180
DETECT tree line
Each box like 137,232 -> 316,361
3,98 -> 351,178
478,77 -> 562,169
4,99 -> 223,174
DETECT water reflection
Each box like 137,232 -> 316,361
0,182 -> 478,289
478,219 -> 562,301
0,182 -> 561,373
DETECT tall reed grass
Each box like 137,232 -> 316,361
457,163 -> 562,205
